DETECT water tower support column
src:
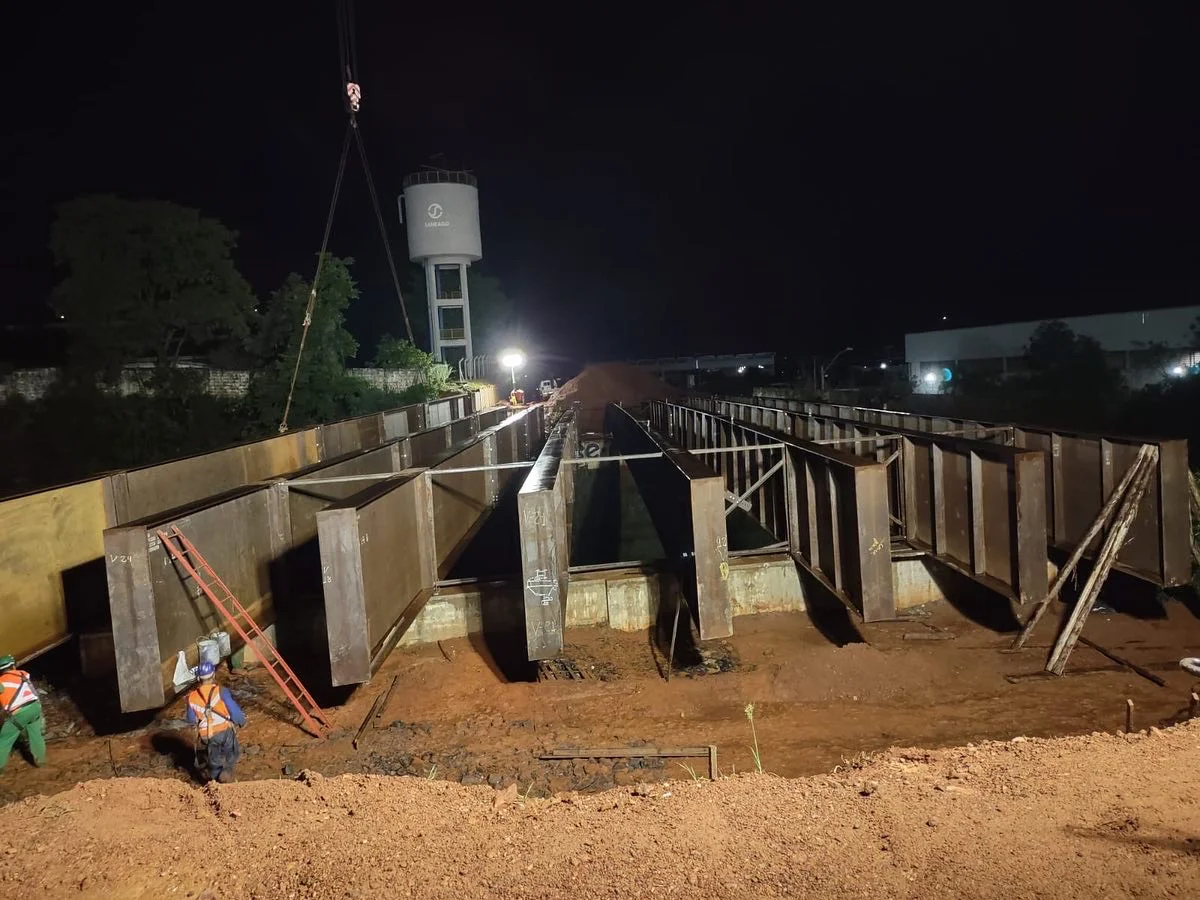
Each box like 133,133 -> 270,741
459,262 -> 474,364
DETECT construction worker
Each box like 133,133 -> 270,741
0,655 -> 46,774
185,662 -> 246,784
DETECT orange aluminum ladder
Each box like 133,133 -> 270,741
157,525 -> 330,738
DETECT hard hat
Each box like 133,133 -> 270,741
0,655 -> 15,671
195,661 -> 216,680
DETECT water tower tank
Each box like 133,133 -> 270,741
400,171 -> 482,369
402,171 -> 482,262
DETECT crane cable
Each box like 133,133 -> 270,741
277,121 -> 353,434
278,0 -> 414,433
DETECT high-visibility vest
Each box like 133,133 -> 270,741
0,670 -> 38,714
186,684 -> 234,739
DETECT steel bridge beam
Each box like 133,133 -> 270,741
517,411 -> 578,661
607,404 -> 733,640
651,401 -> 895,622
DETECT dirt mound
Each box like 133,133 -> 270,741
4,722 -> 1199,899
552,363 -> 681,432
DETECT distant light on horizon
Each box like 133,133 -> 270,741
879,362 -> 888,370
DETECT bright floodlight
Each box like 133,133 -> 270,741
499,350 -> 525,369
923,371 -> 937,384
1171,365 -> 1185,376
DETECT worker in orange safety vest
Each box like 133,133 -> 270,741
0,655 -> 46,774
185,661 -> 246,783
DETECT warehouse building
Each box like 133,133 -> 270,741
906,306 -> 1200,393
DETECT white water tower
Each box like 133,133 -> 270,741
399,170 -> 482,369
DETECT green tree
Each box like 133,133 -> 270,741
405,268 -> 516,356
373,335 -> 436,369
244,255 -> 360,431
49,195 -> 256,374
1018,321 -> 1126,427
372,335 -> 452,397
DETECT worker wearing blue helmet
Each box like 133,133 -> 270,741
185,661 -> 246,783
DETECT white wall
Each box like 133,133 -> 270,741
906,305 -> 1200,366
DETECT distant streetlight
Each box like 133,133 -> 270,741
499,349 -> 525,388
819,346 -> 853,393
879,362 -> 888,370
1170,365 -> 1186,377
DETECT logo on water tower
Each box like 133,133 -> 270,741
424,202 -> 449,228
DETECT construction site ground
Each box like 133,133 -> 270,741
2,715 -> 1198,897
5,588 -> 1200,802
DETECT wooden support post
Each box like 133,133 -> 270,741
353,691 -> 387,750
1125,698 -> 1134,734
1045,446 -> 1158,675
1013,444 -> 1155,650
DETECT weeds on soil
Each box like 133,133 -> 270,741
745,703 -> 763,774
426,765 -> 438,780
831,751 -> 874,775
676,762 -> 704,782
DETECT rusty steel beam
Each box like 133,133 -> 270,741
518,412 -> 578,660
104,401 -> 507,710
318,472 -> 435,687
654,401 -> 894,622
4,389 -> 496,668
317,405 -> 544,685
689,397 -> 1049,607
608,404 -> 733,640
106,483 -> 292,712
745,393 -> 1190,589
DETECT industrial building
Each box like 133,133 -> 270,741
906,305 -> 1200,393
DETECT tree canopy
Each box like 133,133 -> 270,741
49,196 -> 256,374
244,255 -> 362,430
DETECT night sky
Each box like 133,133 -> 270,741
2,3 -> 1198,370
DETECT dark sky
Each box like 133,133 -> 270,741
2,2 -> 1198,369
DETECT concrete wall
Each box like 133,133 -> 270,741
0,364 -> 434,402
395,553 -> 1041,650
399,555 -> 804,647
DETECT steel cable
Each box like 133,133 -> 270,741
278,120 -> 353,433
